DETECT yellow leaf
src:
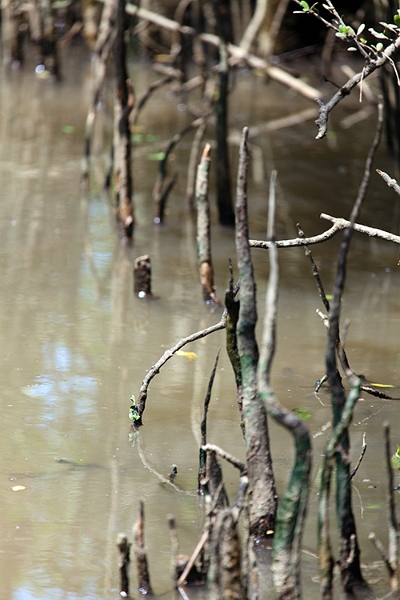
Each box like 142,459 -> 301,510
176,350 -> 197,361
11,486 -> 26,492
370,383 -> 395,388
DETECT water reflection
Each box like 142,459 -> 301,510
1,45 -> 400,599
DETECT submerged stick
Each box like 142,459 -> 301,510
225,261 -> 244,425
196,143 -> 218,304
198,351 -> 220,491
81,0 -> 117,190
132,501 -> 153,595
133,254 -> 152,297
208,509 -> 246,600
153,116 -> 210,223
116,532 -> 131,597
186,118 -> 207,211
384,422 -> 399,595
114,0 -> 134,238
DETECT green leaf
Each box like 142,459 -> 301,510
292,407 -> 311,420
300,1 -> 309,9
61,125 -> 75,134
132,134 -> 144,142
129,406 -> 140,421
391,446 -> 400,469
147,152 -> 165,161
395,13 -> 400,26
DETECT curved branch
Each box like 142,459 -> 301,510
258,170 -> 311,599
314,36 -> 400,139
134,310 -> 228,424
249,213 -> 400,250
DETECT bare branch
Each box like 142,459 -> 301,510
350,433 -> 367,479
134,310 -> 229,424
377,169 -> 400,197
202,443 -> 245,472
250,213 -> 400,250
313,37 -> 400,139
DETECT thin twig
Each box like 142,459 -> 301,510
134,310 -> 229,423
377,169 -> 400,197
350,433 -> 367,479
202,443 -> 245,472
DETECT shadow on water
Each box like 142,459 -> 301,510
1,43 -> 400,599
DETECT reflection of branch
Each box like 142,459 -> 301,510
131,75 -> 174,126
311,36 -> 400,139
134,431 -> 197,496
350,433 -> 367,479
123,2 -> 322,100
249,213 -> 400,249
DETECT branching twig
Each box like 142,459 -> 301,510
250,213 -> 400,249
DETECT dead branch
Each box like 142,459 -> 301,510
121,1 -> 323,100
350,433 -> 367,479
133,309 -> 229,424
132,501 -> 153,595
316,309 -> 398,401
377,169 -> 400,197
384,422 -> 399,595
235,126 -> 277,539
319,102 -> 383,596
202,443 -> 245,472
131,74 -> 174,126
199,351 -> 220,491
196,143 -> 218,303
239,0 -> 268,54
208,509 -> 246,600
133,430 -> 197,496
313,38 -> 400,139
116,532 -> 131,597
250,212 -> 400,250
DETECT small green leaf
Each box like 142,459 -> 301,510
129,405 -> 140,421
391,446 -> 400,469
300,1 -> 309,9
61,125 -> 75,134
132,134 -> 144,142
292,407 -> 311,420
147,152 -> 165,161
395,13 -> 400,26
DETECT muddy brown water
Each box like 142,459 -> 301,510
1,45 -> 400,599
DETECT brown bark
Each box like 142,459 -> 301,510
133,255 -> 152,297
114,0 -> 134,239
132,501 -> 153,595
235,127 -> 277,538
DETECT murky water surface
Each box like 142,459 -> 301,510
1,46 -> 400,599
